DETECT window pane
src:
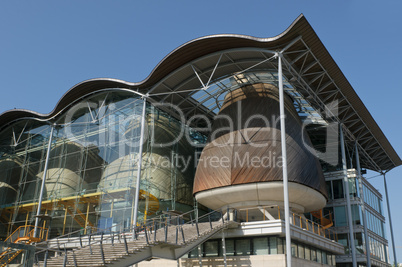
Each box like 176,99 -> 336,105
311,248 -> 317,262
225,239 -> 235,256
327,253 -> 332,265
332,179 -> 344,199
322,251 -> 327,264
269,236 -> 278,254
236,239 -> 251,256
352,205 -> 361,225
205,241 -> 219,257
189,247 -> 198,258
253,237 -> 268,255
317,249 -> 322,263
298,243 -> 304,259
291,242 -> 297,257
334,206 -> 347,226
277,237 -> 284,254
326,181 -> 333,200
337,233 -> 349,253
348,177 -> 357,197
305,246 -> 311,260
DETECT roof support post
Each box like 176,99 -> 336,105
34,124 -> 54,238
221,229 -> 227,267
355,143 -> 371,267
340,123 -> 357,267
383,172 -> 397,267
132,97 -> 147,234
278,53 -> 291,267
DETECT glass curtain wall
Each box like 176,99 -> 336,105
0,121 -> 51,238
0,90 -> 204,240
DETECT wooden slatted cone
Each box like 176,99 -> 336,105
193,83 -> 328,213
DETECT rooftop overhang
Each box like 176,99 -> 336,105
0,14 -> 400,172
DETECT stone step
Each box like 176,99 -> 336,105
38,220 -> 228,267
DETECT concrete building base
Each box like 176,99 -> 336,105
136,255 -> 334,267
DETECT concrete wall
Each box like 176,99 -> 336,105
137,255 -> 333,267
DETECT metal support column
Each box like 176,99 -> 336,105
340,124 -> 357,267
221,230 -> 227,267
278,53 -> 291,267
198,245 -> 203,267
34,125 -> 54,237
355,143 -> 371,267
132,98 -> 147,232
383,173 -> 397,267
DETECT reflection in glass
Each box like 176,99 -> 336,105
0,90 -> 206,240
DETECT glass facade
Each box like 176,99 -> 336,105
323,170 -> 389,265
0,90 -> 205,239
363,183 -> 382,214
188,236 -> 337,266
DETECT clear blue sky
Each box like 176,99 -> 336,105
1,0 -> 401,262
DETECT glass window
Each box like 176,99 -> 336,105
311,248 -> 317,262
332,179 -> 344,199
355,233 -> 365,254
326,181 -> 333,200
326,253 -> 332,265
348,177 -> 357,197
253,237 -> 268,255
317,249 -> 322,263
322,251 -> 327,264
297,243 -> 304,259
189,247 -> 199,258
0,93 -> 210,239
351,205 -> 361,225
291,242 -> 297,257
236,239 -> 251,256
225,239 -> 235,256
277,237 -> 284,254
269,236 -> 278,254
334,206 -> 347,226
204,241 -> 219,257
305,246 -> 311,260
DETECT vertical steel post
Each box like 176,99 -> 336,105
340,124 -> 357,267
278,53 -> 291,267
221,230 -> 227,267
133,98 -> 147,233
355,143 -> 371,267
34,125 -> 54,237
383,173 -> 397,267
198,245 -> 203,267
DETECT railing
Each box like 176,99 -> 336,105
34,208 -> 229,266
4,225 -> 49,243
137,208 -> 227,245
236,206 -> 338,242
0,226 -> 47,267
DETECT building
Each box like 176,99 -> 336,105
0,15 -> 400,267
323,170 -> 389,267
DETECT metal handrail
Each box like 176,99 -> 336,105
4,225 -> 48,243
35,218 -> 129,247
35,207 -> 226,250
34,207 -> 230,267
236,205 -> 338,242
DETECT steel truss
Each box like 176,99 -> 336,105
141,36 -> 391,173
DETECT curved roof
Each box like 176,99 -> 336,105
0,14 -> 400,171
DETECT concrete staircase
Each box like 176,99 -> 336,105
37,217 -> 235,267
